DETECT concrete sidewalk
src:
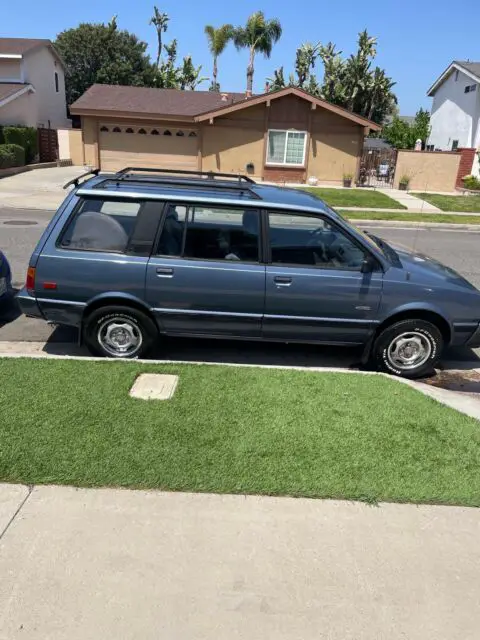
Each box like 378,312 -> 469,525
376,188 -> 442,212
0,484 -> 479,639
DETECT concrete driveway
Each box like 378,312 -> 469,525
0,166 -> 85,210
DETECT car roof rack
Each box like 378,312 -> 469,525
114,167 -> 256,184
96,166 -> 261,199
63,168 -> 100,190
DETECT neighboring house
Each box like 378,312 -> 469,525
0,38 -> 70,129
69,85 -> 380,183
427,60 -> 480,153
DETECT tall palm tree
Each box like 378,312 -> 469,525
150,6 -> 169,69
204,24 -> 233,92
233,11 -> 282,94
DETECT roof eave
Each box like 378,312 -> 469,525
69,106 -> 195,122
0,84 -> 35,108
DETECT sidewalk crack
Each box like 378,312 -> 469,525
0,485 -> 34,542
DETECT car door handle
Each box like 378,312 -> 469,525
274,276 -> 293,287
156,267 -> 174,277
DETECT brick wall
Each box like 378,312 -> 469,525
456,148 -> 476,188
263,166 -> 305,183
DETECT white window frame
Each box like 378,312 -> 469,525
266,129 -> 308,167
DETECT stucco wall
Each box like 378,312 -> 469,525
394,150 -> 461,192
0,89 -> 37,126
202,123 -> 264,180
428,69 -> 480,150
0,59 -> 22,81
308,110 -> 362,183
68,129 -> 85,165
23,46 -> 70,128
82,117 -> 98,167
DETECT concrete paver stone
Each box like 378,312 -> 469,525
129,373 -> 178,400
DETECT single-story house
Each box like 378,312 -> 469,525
69,85 -> 380,183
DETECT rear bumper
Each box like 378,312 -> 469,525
16,288 -> 45,319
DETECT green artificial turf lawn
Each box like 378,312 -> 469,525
340,210 -> 480,224
302,187 -> 406,209
414,193 -> 480,213
1,359 -> 479,505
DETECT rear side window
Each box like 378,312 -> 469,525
157,204 -> 260,263
60,199 -> 142,253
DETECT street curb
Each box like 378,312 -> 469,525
347,219 -> 480,230
1,341 -> 479,422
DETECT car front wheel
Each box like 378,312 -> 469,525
372,319 -> 443,378
84,306 -> 158,359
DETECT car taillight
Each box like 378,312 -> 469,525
26,267 -> 36,295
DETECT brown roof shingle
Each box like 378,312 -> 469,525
0,38 -> 51,56
0,83 -> 30,102
70,84 -> 248,118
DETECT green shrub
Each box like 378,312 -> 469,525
462,175 -> 480,190
3,126 -> 37,163
0,144 -> 25,169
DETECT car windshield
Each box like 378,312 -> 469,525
323,205 -> 396,262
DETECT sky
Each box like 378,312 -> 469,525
2,0 -> 479,114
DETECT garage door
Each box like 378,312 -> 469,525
99,124 -> 198,172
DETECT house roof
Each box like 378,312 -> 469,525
427,60 -> 480,96
0,38 -> 51,56
70,85 -> 249,119
0,83 -> 34,107
0,38 -> 64,67
70,84 -> 381,130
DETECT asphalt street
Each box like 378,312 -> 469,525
1,207 -> 480,365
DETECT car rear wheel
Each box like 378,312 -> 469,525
84,306 -> 158,359
372,319 -> 443,378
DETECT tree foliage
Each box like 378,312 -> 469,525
233,11 -> 282,93
267,30 -> 397,125
55,18 -> 155,106
150,6 -> 169,69
382,109 -> 431,149
204,24 -> 233,91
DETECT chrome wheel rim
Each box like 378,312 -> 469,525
97,318 -> 142,357
387,331 -> 432,371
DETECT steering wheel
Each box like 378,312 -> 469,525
307,227 -> 328,261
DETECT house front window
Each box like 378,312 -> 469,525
266,130 -> 307,166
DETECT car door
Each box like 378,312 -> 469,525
145,202 -> 265,338
263,210 -> 383,344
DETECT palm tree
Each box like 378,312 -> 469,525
150,6 -> 169,69
204,24 -> 233,92
233,11 -> 282,94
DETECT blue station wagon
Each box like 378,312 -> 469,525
17,167 -> 480,378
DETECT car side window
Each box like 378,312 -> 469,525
268,212 -> 366,270
60,199 -> 142,253
157,205 -> 260,263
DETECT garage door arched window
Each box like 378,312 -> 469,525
138,128 -> 147,134
188,131 -> 197,137
100,126 -> 109,132
112,127 -> 121,133
151,129 -> 160,135
176,130 -> 185,137
125,128 -> 134,134
164,130 -> 172,136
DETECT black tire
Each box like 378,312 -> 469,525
84,305 -> 158,359
371,319 -> 443,379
